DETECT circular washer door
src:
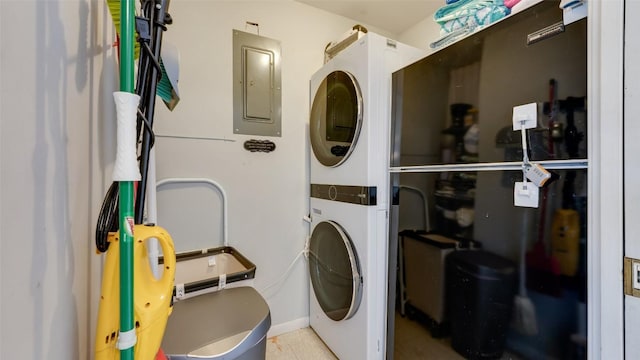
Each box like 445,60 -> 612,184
308,220 -> 362,321
310,70 -> 363,167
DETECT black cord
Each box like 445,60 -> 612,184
95,181 -> 119,252
137,108 -> 155,150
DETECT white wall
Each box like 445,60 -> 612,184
151,0 -> 395,334
397,6 -> 441,54
0,0 -> 115,358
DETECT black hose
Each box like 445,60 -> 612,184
95,181 -> 119,252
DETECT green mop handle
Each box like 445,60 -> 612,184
118,0 -> 136,359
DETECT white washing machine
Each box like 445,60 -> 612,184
308,33 -> 424,360
309,32 -> 425,206
308,196 -> 388,360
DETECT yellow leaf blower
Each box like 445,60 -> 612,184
95,224 -> 176,360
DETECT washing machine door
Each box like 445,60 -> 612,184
308,220 -> 362,321
310,71 -> 363,167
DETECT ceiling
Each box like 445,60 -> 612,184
295,1 -> 443,35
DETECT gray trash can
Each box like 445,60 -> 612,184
162,286 -> 271,360
400,230 -> 464,336
446,250 -> 516,359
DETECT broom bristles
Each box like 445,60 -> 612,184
512,294 -> 538,336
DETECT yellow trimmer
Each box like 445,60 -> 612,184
95,224 -> 176,360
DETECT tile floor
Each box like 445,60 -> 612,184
266,327 -> 337,360
393,312 -> 463,360
393,312 -> 524,360
264,314 -> 461,360
266,313 -> 523,359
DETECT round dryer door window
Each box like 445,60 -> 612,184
308,220 -> 362,321
310,71 -> 363,167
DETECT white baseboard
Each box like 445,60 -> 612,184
267,317 -> 310,338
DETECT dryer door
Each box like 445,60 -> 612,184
310,71 -> 363,167
309,220 -> 363,321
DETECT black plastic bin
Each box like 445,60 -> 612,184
446,250 -> 517,359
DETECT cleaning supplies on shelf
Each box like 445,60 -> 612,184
430,24 -> 475,49
434,0 -> 511,35
503,0 -> 521,8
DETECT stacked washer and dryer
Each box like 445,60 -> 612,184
307,32 -> 424,360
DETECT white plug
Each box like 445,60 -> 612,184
303,236 -> 311,259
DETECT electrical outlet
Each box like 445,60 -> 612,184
512,103 -> 538,130
624,257 -> 640,297
634,262 -> 640,290
514,181 -> 539,208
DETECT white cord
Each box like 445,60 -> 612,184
520,121 -> 530,187
303,235 -> 310,259
259,249 -> 306,298
520,121 -> 530,166
258,225 -> 312,298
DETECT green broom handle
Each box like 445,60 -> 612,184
119,0 -> 135,359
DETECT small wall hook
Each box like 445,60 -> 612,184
245,21 -> 259,35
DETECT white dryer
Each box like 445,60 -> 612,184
308,195 -> 388,360
309,32 -> 425,206
308,33 -> 424,360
